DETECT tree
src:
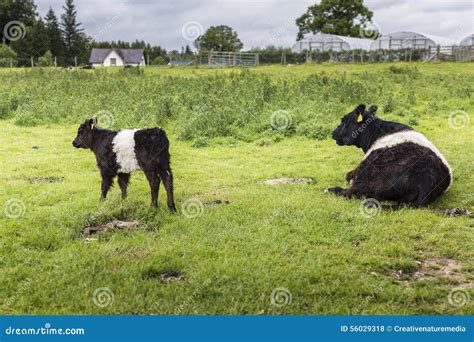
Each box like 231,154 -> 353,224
194,25 -> 243,52
295,0 -> 375,40
45,7 -> 64,64
60,0 -> 87,65
152,56 -> 166,65
10,18 -> 50,66
0,45 -> 17,67
0,0 -> 37,44
184,44 -> 193,55
38,50 -> 54,66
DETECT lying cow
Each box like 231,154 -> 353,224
72,118 -> 176,211
326,104 -> 452,207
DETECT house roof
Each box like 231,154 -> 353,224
89,48 -> 144,64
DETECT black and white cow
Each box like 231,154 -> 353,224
326,104 -> 452,207
72,117 -> 176,211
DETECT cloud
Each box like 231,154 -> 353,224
36,0 -> 474,50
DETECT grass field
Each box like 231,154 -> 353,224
0,63 -> 473,315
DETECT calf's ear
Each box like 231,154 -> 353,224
368,105 -> 378,115
89,117 -> 98,129
355,104 -> 366,123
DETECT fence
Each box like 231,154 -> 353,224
255,46 -> 474,65
198,51 -> 259,67
427,45 -> 474,62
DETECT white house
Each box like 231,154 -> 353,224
89,48 -> 145,67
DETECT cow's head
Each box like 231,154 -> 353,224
331,104 -> 377,147
72,117 -> 97,149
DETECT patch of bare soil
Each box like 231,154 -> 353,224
158,270 -> 185,283
142,268 -> 185,283
263,177 -> 315,185
391,258 -> 473,288
82,220 -> 139,236
433,208 -> 472,217
203,199 -> 230,206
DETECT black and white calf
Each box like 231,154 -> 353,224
326,104 -> 452,207
73,118 -> 176,211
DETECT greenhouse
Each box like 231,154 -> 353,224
460,34 -> 474,46
370,31 -> 457,50
292,33 -> 373,52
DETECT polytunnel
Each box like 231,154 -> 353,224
292,33 -> 373,52
460,34 -> 474,46
370,31 -> 457,50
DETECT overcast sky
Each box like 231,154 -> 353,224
36,0 -> 474,50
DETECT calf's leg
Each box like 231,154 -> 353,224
100,171 -> 115,202
117,173 -> 130,199
159,168 -> 177,212
144,169 -> 161,207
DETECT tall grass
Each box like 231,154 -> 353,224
1,67 -> 472,141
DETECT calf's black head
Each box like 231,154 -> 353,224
72,117 -> 97,149
332,104 -> 377,147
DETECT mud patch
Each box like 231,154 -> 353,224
390,258 -> 473,288
82,220 -> 139,236
203,199 -> 230,206
142,268 -> 185,283
264,177 -> 315,185
433,208 -> 472,217
27,176 -> 64,184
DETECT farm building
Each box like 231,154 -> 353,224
292,33 -> 373,52
460,34 -> 474,46
89,48 -> 145,67
370,31 -> 457,50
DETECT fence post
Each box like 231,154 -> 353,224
54,56 -> 57,67
75,56 -> 77,67
31,56 -> 34,67
233,52 -> 236,67
256,53 -> 259,67
10,57 -> 12,68
436,45 -> 440,61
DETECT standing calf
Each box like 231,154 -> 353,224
72,117 -> 176,211
326,104 -> 452,207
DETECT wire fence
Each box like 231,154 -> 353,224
256,46 -> 474,65
197,51 -> 259,67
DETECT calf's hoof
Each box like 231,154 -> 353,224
168,204 -> 177,212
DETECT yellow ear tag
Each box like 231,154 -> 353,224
91,123 -> 95,129
357,113 -> 363,123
